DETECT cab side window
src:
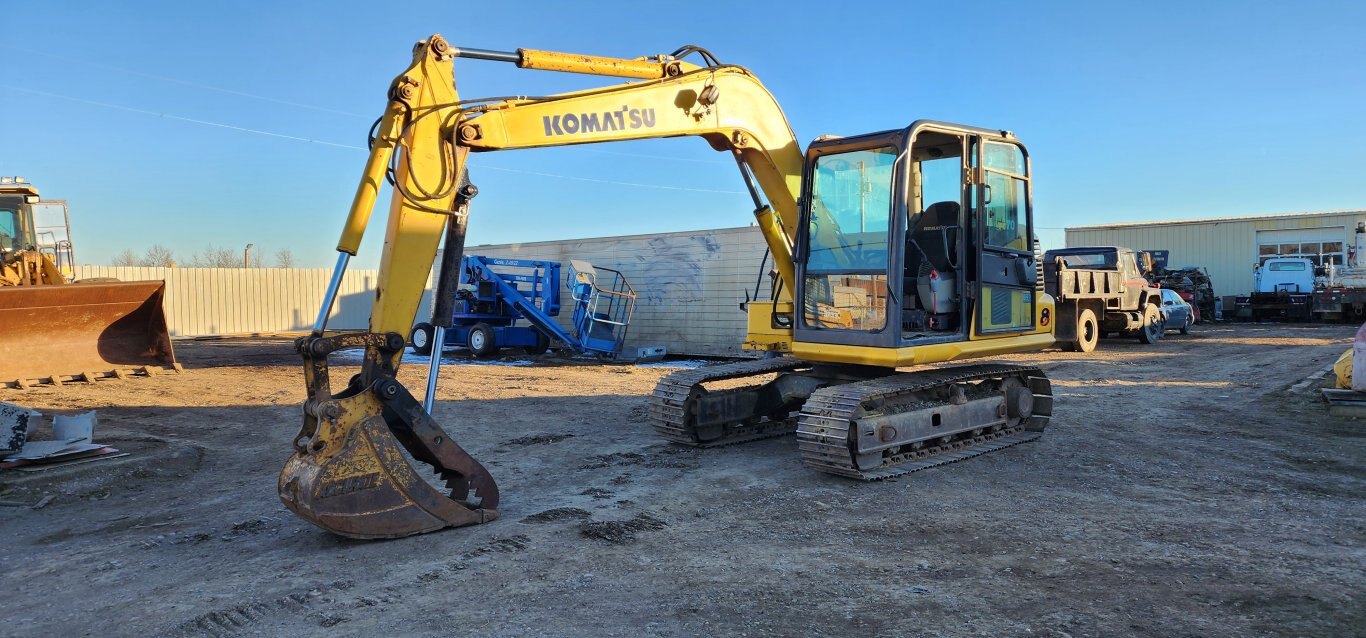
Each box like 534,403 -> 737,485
0,210 -> 18,251
981,142 -> 1028,251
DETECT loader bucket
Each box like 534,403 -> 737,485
0,280 -> 176,387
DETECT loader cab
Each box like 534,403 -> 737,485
794,121 -> 1036,351
0,179 -> 41,253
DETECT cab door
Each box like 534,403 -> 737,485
29,201 -> 74,278
792,130 -> 908,349
972,139 -> 1036,335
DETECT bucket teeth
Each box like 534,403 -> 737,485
280,416 -> 499,540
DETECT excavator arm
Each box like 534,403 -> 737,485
280,35 -> 812,539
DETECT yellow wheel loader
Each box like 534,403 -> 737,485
280,36 -> 1056,539
0,177 -> 176,389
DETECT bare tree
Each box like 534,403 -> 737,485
188,245 -> 240,268
111,249 -> 138,267
141,244 -> 177,268
274,248 -> 296,269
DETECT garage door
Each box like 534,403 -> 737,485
1256,227 -> 1344,266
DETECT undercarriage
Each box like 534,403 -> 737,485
649,358 -> 1052,478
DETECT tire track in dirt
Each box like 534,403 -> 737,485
165,535 -> 532,636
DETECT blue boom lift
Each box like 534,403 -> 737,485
409,255 -> 637,359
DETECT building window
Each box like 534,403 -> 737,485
1258,240 -> 1343,266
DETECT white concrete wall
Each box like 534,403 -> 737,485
1065,211 -> 1366,298
76,225 -> 773,352
467,226 -> 770,357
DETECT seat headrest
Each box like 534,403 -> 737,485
917,201 -> 960,231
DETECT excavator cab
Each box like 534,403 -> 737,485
795,121 -> 1038,350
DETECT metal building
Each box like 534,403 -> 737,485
1065,209 -> 1366,298
469,226 -> 771,357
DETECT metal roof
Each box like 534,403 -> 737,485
1066,209 -> 1366,232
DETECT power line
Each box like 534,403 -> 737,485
4,46 -> 734,167
4,85 -> 746,196
1,45 -> 369,119
6,85 -> 366,150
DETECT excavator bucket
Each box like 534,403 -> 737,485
0,280 -> 177,388
280,346 -> 499,539
280,415 -> 499,539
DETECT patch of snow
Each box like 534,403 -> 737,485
328,349 -> 535,367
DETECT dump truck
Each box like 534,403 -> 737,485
1043,246 -> 1164,352
0,177 -> 176,388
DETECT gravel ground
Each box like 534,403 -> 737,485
1,323 -> 1362,637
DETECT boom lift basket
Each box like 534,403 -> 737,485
568,260 -> 636,358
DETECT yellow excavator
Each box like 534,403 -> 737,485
0,177 -> 176,388
279,36 -> 1056,539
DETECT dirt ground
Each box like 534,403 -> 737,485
2,323 -> 1363,637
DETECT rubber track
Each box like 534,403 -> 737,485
648,357 -> 809,447
796,363 -> 1053,480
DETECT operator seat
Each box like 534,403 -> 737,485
911,201 -> 961,324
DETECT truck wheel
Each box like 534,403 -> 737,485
467,323 -> 500,358
409,322 -> 435,357
1067,308 -> 1099,353
1138,304 -> 1163,344
1180,314 -> 1193,335
525,330 -> 551,355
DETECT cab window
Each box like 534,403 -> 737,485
802,146 -> 897,331
981,142 -> 1028,251
805,147 -> 895,272
0,209 -> 18,251
1055,252 -> 1115,268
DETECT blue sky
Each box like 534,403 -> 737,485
3,0 -> 1363,268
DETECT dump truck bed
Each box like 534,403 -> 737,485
1045,266 -> 1124,302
